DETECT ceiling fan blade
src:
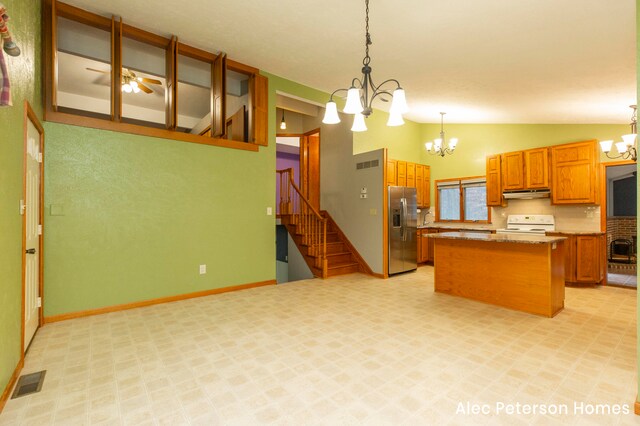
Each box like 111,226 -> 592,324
140,77 -> 162,85
138,83 -> 153,94
86,67 -> 110,74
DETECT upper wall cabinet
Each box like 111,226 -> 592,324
501,151 -> 524,190
486,154 -> 504,207
45,0 -> 268,151
550,140 -> 599,205
387,158 -> 430,208
501,147 -> 549,191
488,142 -> 599,206
524,148 -> 549,189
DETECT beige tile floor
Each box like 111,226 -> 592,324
607,272 -> 637,289
0,266 -> 638,425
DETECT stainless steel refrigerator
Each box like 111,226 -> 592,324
388,186 -> 417,275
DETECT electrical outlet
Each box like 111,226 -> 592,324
199,264 -> 206,274
361,187 -> 367,194
360,194 -> 367,199
370,208 -> 377,215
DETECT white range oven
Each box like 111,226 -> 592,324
495,214 -> 555,236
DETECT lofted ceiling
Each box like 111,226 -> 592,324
62,0 -> 636,124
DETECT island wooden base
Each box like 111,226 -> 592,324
434,239 -> 565,317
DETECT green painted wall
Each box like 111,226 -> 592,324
0,0 -> 42,401
43,124 -> 276,316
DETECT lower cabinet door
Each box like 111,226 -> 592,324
575,236 -> 599,283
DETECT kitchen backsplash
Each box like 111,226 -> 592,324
492,198 -> 601,232
420,198 -> 601,232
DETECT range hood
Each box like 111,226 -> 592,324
502,189 -> 551,199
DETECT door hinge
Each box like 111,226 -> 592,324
38,224 -> 43,235
38,153 -> 43,163
36,297 -> 42,308
19,200 -> 26,216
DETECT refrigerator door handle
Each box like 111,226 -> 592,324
401,197 -> 407,241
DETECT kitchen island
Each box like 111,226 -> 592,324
429,232 -> 566,317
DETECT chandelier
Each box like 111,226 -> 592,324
322,0 -> 408,132
599,105 -> 637,162
425,112 -> 458,157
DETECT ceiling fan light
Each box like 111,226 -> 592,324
387,110 -> 404,127
351,112 -> 367,132
132,86 -> 141,94
322,101 -> 341,124
599,140 -> 613,153
344,87 -> 364,114
615,141 -> 628,154
122,83 -> 132,93
390,88 -> 409,114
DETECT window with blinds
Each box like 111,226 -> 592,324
436,177 -> 490,223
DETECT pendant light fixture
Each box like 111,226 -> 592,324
425,112 -> 458,157
280,109 -> 287,130
322,0 -> 408,132
600,105 -> 637,162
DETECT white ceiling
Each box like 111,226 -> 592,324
63,0 -> 637,124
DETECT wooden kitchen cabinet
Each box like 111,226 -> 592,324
486,154 -> 505,206
397,161 -> 407,186
406,163 -> 416,188
387,159 -> 397,186
501,147 -> 549,191
550,140 -> 599,205
423,167 -> 431,208
575,235 -> 605,283
426,228 -> 438,263
417,229 -> 430,263
547,232 -> 604,285
416,165 -> 424,207
502,151 -> 525,190
524,147 -> 549,189
387,158 -> 430,208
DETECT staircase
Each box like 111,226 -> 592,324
277,169 -> 371,278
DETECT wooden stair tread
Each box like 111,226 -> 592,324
327,261 -> 359,269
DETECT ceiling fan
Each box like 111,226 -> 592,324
86,67 -> 162,94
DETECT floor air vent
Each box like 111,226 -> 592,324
11,370 -> 46,399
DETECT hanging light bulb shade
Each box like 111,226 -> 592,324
600,105 -> 638,162
321,0 -> 408,132
387,110 -> 404,127
425,112 -> 458,158
351,112 -> 367,132
322,101 -> 341,124
280,109 -> 287,130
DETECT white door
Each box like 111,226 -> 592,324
24,119 -> 41,351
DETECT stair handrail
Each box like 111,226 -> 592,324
277,168 -> 327,276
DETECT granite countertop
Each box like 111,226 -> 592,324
417,224 -> 495,231
547,230 -> 605,236
428,231 -> 567,244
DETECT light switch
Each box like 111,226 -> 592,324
199,264 -> 207,274
267,207 -> 273,215
370,208 -> 377,216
